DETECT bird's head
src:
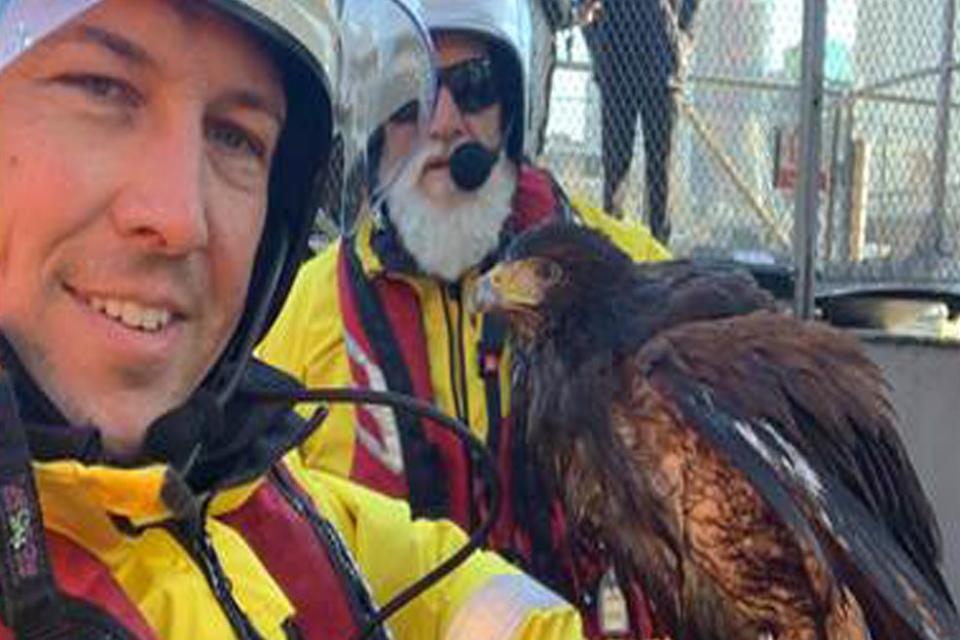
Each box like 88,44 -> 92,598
472,223 -> 647,358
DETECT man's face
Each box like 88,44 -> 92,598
379,31 -> 517,282
380,32 -> 504,211
0,0 -> 286,457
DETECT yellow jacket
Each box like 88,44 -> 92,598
21,439 -> 580,639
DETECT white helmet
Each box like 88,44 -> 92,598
0,0 -> 433,398
421,0 -> 532,158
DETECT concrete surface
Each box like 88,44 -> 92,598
859,333 -> 960,601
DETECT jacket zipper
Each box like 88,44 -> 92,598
442,282 -> 485,528
167,504 -> 265,640
440,284 -> 470,423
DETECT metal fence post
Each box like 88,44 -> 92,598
793,0 -> 827,319
931,0 -> 956,257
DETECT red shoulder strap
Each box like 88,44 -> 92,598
220,467 -> 377,640
336,247 -> 409,500
336,246 -> 471,526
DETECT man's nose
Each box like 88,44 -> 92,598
428,86 -> 466,141
110,120 -> 209,255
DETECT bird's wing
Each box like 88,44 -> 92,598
636,260 -> 778,328
639,313 -> 948,595
633,321 -> 959,639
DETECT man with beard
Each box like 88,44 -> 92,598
258,0 -> 667,637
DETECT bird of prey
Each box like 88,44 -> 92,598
472,223 -> 958,640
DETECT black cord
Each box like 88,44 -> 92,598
246,386 -> 502,640
454,288 -> 470,424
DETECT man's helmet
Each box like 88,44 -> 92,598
336,0 -> 438,235
420,0 -> 532,159
0,0 -> 435,401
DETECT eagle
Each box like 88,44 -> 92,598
471,223 -> 958,640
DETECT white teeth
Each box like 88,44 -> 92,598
106,298 -> 122,319
121,301 -> 141,328
86,295 -> 173,333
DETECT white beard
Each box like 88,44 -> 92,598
383,141 -> 517,282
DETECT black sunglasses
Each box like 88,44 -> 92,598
389,56 -> 500,124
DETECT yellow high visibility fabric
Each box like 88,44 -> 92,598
568,195 -> 671,263
256,201 -> 670,475
30,453 -> 581,639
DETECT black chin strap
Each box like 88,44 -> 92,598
0,373 -> 65,638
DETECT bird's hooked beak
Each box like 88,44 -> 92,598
468,260 -> 548,317
467,273 -> 498,317
468,265 -> 507,317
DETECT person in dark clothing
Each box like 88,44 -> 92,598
582,0 -> 700,244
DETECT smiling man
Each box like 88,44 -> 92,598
0,1 -> 582,638
0,3 -> 284,457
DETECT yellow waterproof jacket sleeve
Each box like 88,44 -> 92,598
286,454 -> 584,639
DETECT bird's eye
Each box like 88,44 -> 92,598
535,260 -> 562,284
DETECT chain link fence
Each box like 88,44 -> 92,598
534,0 -> 960,301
